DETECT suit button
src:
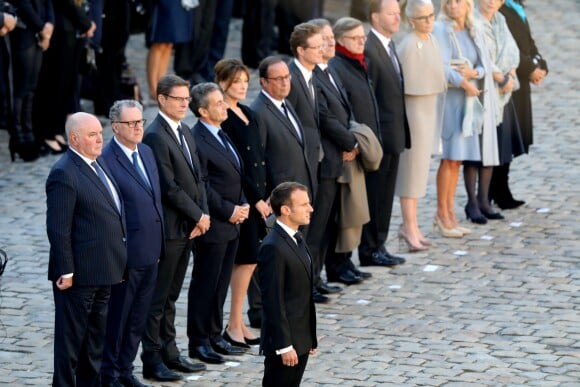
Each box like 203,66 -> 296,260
254,163 -> 258,167
122,237 -> 126,242
247,146 -> 251,150
261,161 -> 265,165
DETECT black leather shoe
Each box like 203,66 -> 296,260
118,374 -> 150,387
465,205 -> 487,224
165,356 -> 206,373
142,363 -> 183,382
312,289 -> 329,303
211,338 -> 247,356
101,380 -> 124,387
316,282 -> 342,294
495,198 -> 525,210
190,345 -> 225,364
327,270 -> 362,285
352,268 -> 372,279
223,330 -> 251,349
360,252 -> 397,267
481,209 -> 505,220
244,336 -> 261,345
382,251 -> 406,265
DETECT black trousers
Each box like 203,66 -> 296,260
101,262 -> 158,382
241,0 -> 277,68
141,238 -> 192,367
358,153 -> 399,259
187,237 -> 238,347
263,352 -> 309,387
52,283 -> 111,387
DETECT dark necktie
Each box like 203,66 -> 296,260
177,126 -> 194,169
294,231 -> 311,263
281,102 -> 303,144
217,129 -> 240,169
91,161 -> 120,212
132,151 -> 152,190
388,40 -> 402,83
307,76 -> 316,104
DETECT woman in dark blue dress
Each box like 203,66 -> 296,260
146,0 -> 193,100
215,59 -> 269,348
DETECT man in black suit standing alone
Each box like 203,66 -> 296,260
188,82 -> 248,364
141,75 -> 209,382
258,182 -> 317,387
100,100 -> 164,387
46,112 -> 127,386
360,0 -> 410,267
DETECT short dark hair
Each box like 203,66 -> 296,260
156,74 -> 190,98
258,55 -> 286,80
214,58 -> 251,91
270,182 -> 308,217
189,82 -> 222,118
289,22 -> 321,57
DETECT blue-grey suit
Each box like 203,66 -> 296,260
100,139 -> 164,383
46,149 -> 127,386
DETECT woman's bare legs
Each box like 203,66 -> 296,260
146,42 -> 173,100
226,263 -> 258,342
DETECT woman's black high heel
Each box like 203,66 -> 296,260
481,209 -> 504,220
9,136 -> 40,162
465,205 -> 487,224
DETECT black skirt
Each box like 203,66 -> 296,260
497,98 -> 525,165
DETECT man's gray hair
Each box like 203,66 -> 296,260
109,99 -> 143,122
189,82 -> 222,118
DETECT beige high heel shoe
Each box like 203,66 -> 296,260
398,230 -> 429,252
433,216 -> 463,238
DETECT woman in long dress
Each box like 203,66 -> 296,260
395,0 -> 446,250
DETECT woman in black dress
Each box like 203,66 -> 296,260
215,59 -> 270,347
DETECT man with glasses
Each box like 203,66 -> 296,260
140,75 -> 210,382
251,56 -> 315,207
100,99 -> 166,387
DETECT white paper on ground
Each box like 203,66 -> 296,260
454,250 -> 467,256
389,285 -> 401,289
356,299 -> 371,305
225,361 -> 240,367
537,208 -> 550,213
325,314 -> 338,318
423,265 -> 439,272
510,222 -> 523,227
481,235 -> 494,240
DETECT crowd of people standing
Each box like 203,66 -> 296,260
13,0 -> 547,386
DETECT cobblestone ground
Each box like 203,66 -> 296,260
0,1 -> 578,386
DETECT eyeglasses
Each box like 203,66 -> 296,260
342,35 -> 367,42
265,74 -> 292,83
305,43 -> 327,51
164,94 -> 192,103
412,13 -> 435,22
113,119 -> 147,128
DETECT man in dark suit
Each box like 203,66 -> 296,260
307,18 -> 371,288
141,75 -> 209,382
46,112 -> 127,386
100,100 -> 164,387
258,182 -> 317,387
187,82 -> 249,364
361,0 -> 410,267
251,56 -> 315,203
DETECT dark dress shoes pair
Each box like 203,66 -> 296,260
360,251 -> 405,267
312,288 -> 329,303
116,374 -> 151,387
327,269 -> 363,285
316,282 -> 342,294
142,362 -> 183,382
212,337 -> 247,356
495,198 -> 525,210
166,356 -> 206,373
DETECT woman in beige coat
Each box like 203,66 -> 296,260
395,0 -> 447,251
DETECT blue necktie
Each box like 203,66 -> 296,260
132,151 -> 152,190
217,129 -> 240,169
91,161 -> 120,212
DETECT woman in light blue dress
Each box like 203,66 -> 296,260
432,0 -> 489,237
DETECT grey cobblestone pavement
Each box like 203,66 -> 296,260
0,1 -> 579,385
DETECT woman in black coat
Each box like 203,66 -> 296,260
8,0 -> 54,161
492,0 -> 548,209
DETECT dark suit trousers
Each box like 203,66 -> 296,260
247,268 -> 263,326
101,262 -> 158,381
187,238 -> 238,347
52,284 -> 111,387
263,353 -> 309,387
359,153 -> 400,259
306,178 -> 339,288
141,238 -> 192,367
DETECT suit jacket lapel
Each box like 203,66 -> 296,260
159,117 -> 199,180
274,225 -> 312,279
261,93 -> 304,146
198,123 -> 242,174
369,32 -> 401,84
111,141 -> 153,197
71,151 -> 120,214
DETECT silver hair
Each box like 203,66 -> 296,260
333,17 -> 364,39
109,99 -> 143,122
405,0 -> 433,18
189,82 -> 222,118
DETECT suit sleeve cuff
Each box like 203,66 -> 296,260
276,345 -> 294,355
62,273 -> 73,278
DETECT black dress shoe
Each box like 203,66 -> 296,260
142,363 -> 183,382
359,252 -> 397,267
316,282 -> 342,294
352,268 -> 372,279
211,338 -> 247,356
382,251 -> 406,265
312,289 -> 329,303
481,209 -> 505,220
465,205 -> 488,224
495,198 -> 525,210
327,270 -> 362,285
165,355 -> 207,373
101,380 -> 124,387
118,374 -> 150,387
223,330 -> 251,349
189,345 -> 225,364
244,336 -> 261,345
